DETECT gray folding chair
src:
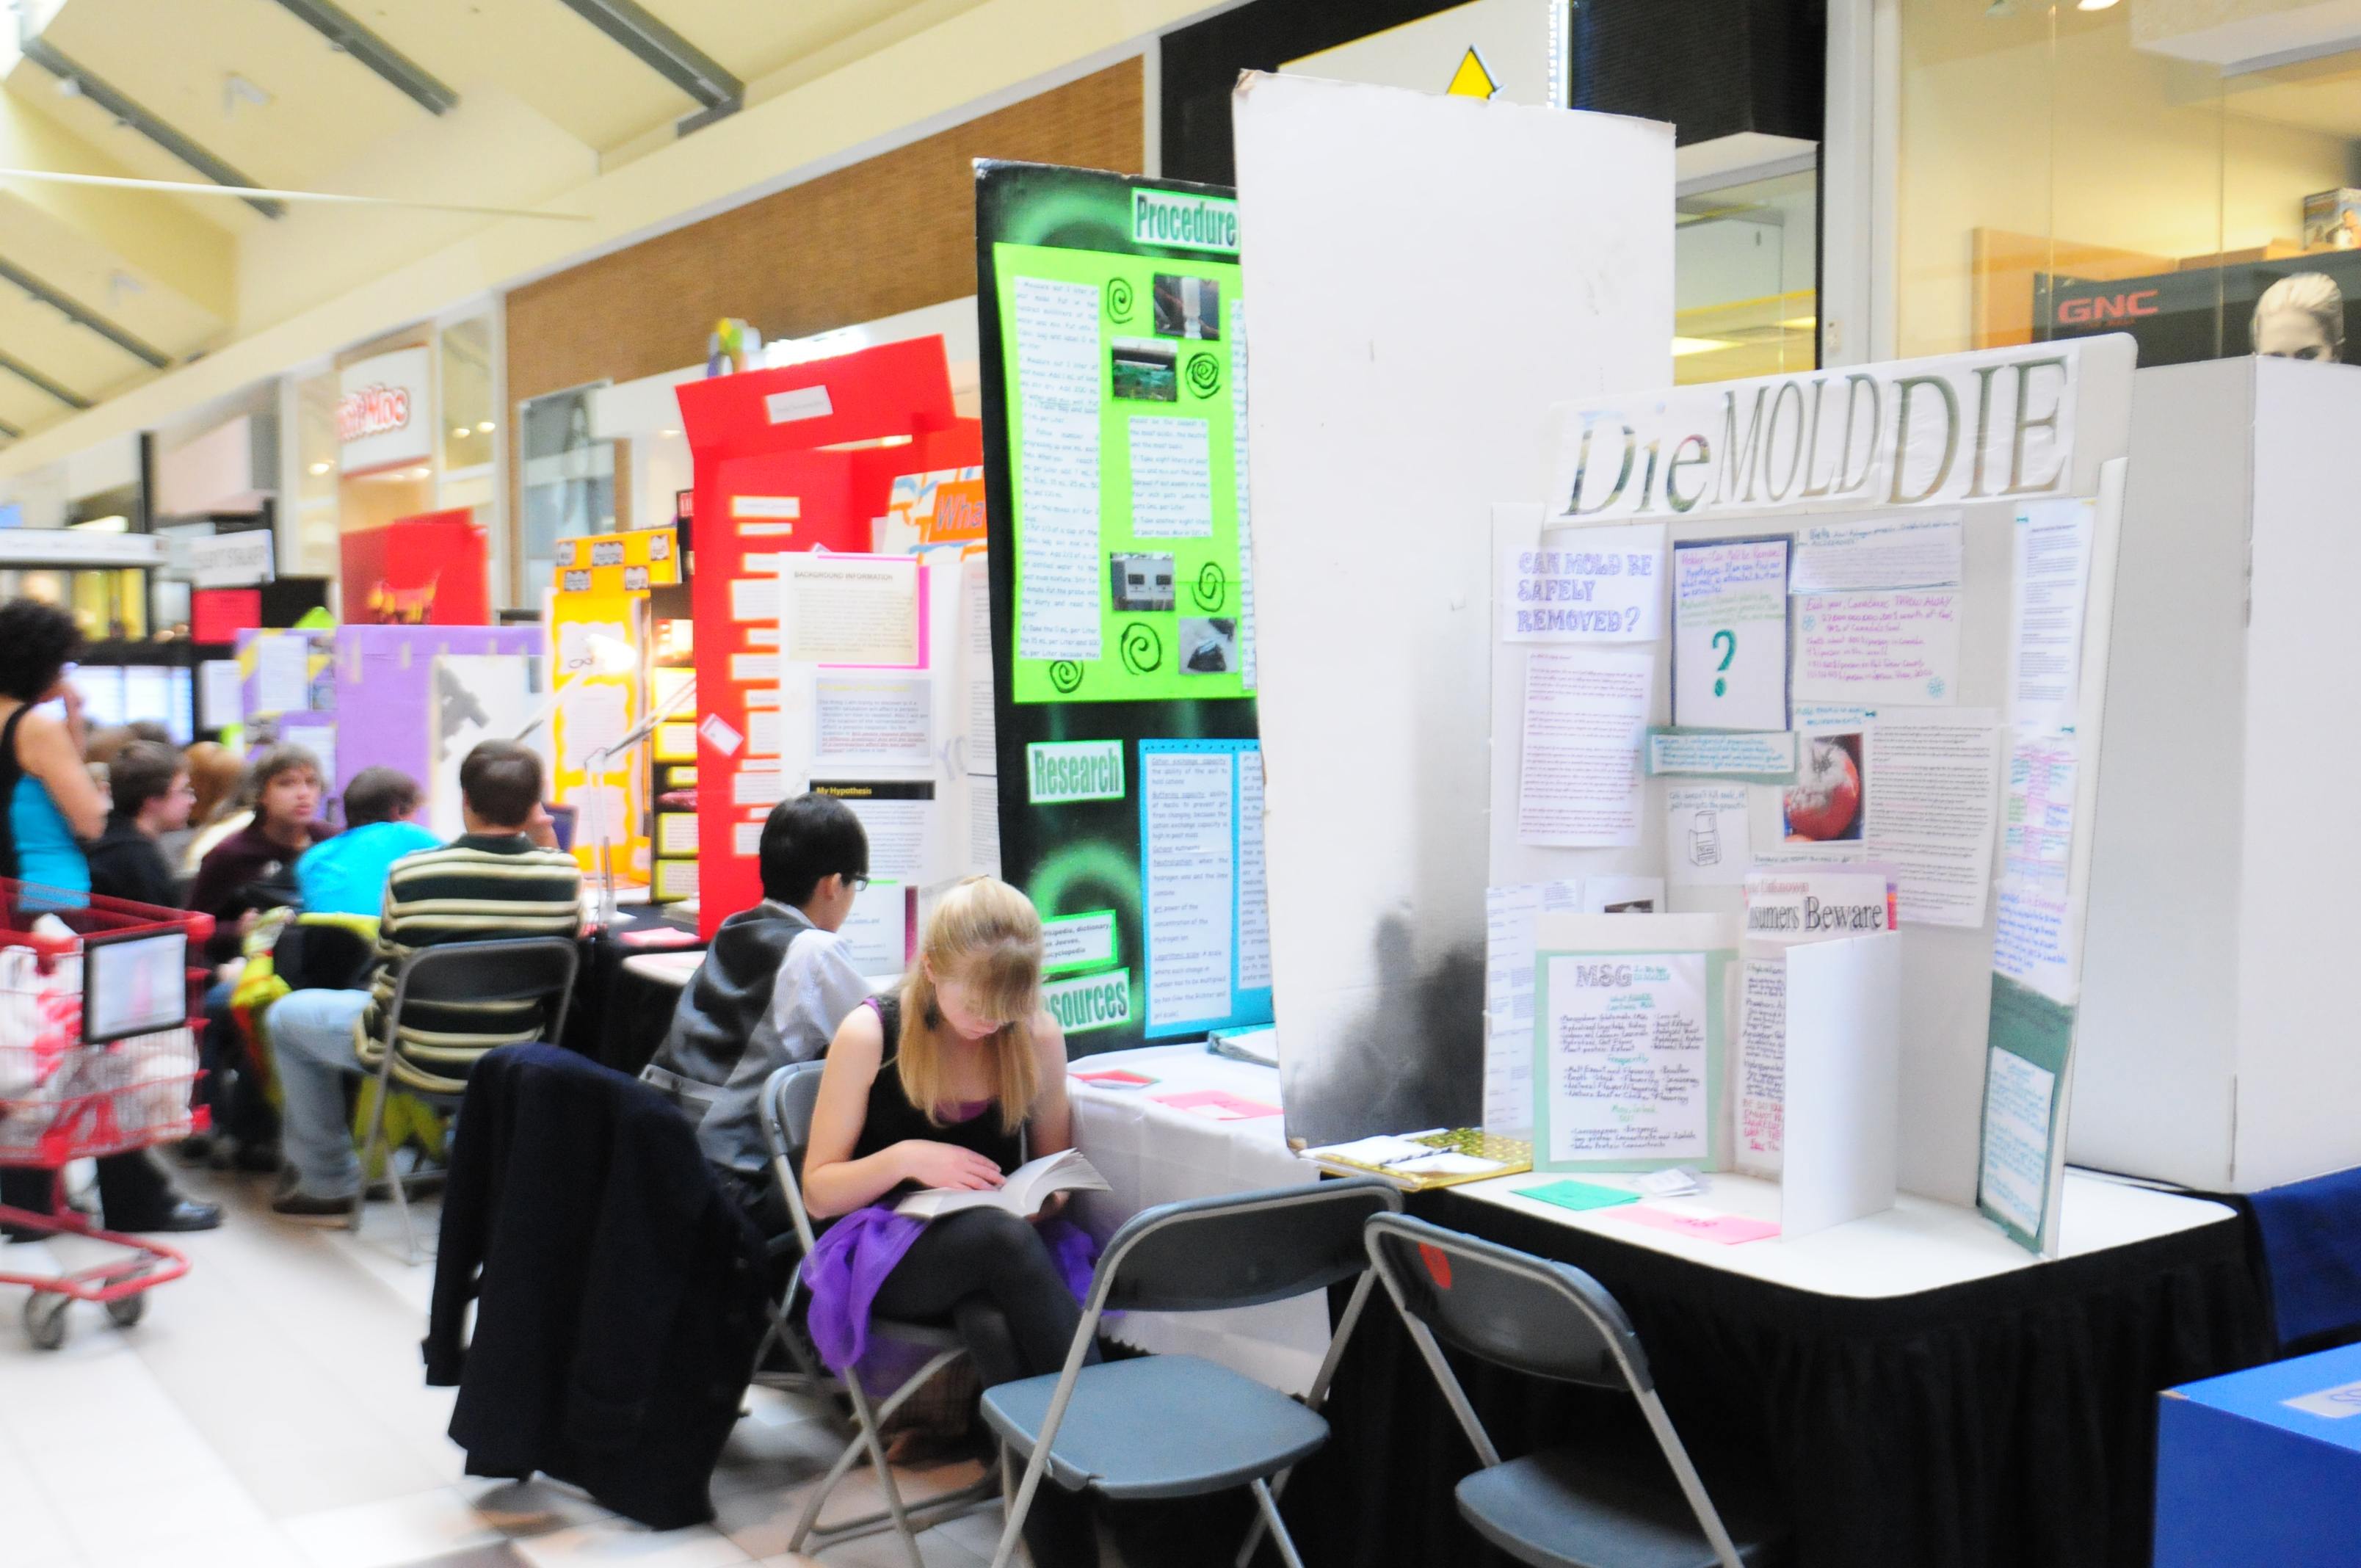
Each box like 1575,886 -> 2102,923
351,937 -> 579,1263
1363,1213 -> 1779,1568
981,1175 -> 1404,1568
758,1061 -> 1000,1568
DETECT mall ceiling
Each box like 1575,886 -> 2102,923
0,0 -> 968,443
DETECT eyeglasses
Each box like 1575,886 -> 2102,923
846,874 -> 872,893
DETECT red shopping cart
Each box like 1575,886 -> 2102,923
0,880 -> 213,1350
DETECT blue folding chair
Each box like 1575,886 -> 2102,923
1364,1213 -> 1780,1568
981,1175 -> 1402,1568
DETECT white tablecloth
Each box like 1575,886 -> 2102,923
1064,1043 -> 1330,1395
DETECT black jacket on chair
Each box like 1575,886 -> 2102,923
423,1043 -> 769,1529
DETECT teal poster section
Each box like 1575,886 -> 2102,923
977,161 -> 1266,1056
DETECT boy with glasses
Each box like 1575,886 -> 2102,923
646,791 -> 874,1229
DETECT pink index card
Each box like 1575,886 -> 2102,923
1607,1205 -> 1781,1245
1151,1089 -> 1284,1120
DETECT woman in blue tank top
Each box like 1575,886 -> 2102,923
0,597 -> 217,1234
0,599 -> 104,890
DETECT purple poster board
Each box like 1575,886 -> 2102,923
332,626 -> 545,811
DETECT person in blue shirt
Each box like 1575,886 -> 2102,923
294,766 -> 440,917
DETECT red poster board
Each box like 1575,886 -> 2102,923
677,338 -> 979,937
339,508 -> 490,625
191,588 -> 262,645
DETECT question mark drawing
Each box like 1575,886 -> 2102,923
1711,629 -> 1737,697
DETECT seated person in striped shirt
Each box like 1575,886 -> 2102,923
266,740 -> 582,1219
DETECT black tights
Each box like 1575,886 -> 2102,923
871,1208 -> 1100,1568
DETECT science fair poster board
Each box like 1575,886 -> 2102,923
675,339 -> 979,938
548,528 -> 679,883
1236,76 -> 1673,1142
977,160 -> 1269,1055
331,625 -> 545,822
1481,337 -> 2133,1255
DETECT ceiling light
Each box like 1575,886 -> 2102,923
659,428 -> 680,438
308,460 -> 331,476
2076,0 -> 2118,9
54,76 -> 81,99
476,420 -> 494,432
1670,336 -> 1734,357
412,467 -> 431,479
452,426 -> 470,438
1779,316 -> 1818,332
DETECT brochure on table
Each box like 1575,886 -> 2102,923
1476,337 -> 2133,1255
676,338 -> 981,939
977,160 -> 1269,1055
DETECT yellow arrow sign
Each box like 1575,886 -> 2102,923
1447,46 -> 1498,100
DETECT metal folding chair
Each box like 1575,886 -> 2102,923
1363,1213 -> 1779,1568
758,1061 -> 1001,1568
352,937 -> 578,1264
981,1175 -> 1403,1568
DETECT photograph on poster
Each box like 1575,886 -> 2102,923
1784,732 -> 1865,844
1179,617 -> 1238,674
1111,338 -> 1178,402
1109,552 -> 1176,612
1153,274 -> 1222,340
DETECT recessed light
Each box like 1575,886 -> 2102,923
308,460 -> 331,476
452,426 -> 470,438
476,421 -> 494,432
659,428 -> 680,438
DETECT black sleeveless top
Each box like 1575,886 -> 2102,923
852,994 -> 1026,1184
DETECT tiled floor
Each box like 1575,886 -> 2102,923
0,1159 -> 1037,1568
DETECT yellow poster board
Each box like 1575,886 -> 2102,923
547,528 -> 680,881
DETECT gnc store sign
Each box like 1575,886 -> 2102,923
338,346 -> 432,475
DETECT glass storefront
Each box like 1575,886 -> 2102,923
1899,0 -> 2361,369
517,382 -> 615,593
1676,167 -> 1819,384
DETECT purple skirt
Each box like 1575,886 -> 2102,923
802,1204 -> 1100,1388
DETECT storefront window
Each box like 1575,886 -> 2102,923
1899,1 -> 2361,368
518,383 -> 614,592
1675,167 -> 1818,384
441,316 -> 496,473
294,371 -> 342,578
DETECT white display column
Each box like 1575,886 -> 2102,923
2075,355 -> 2361,1191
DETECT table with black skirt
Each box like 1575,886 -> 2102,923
559,903 -> 703,1076
1282,1169 -> 2267,1568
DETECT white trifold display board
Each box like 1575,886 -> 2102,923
2076,355 -> 2361,1192
1490,338 -> 2134,1241
1235,72 -> 1675,1147
1501,340 -> 2153,1246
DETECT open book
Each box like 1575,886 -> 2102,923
894,1148 -> 1110,1222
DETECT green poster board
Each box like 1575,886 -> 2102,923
979,161 -> 1268,1058
994,240 -> 1251,705
1977,974 -> 2076,1255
